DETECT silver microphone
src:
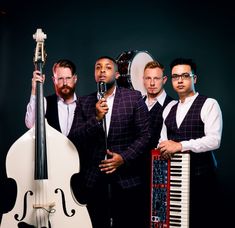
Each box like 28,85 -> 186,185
97,81 -> 110,159
97,81 -> 107,98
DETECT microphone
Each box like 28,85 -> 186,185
97,81 -> 107,98
98,82 -> 113,226
97,81 -> 110,159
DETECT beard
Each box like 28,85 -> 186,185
106,79 -> 116,91
57,85 -> 76,100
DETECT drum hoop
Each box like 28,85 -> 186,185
130,51 -> 154,95
116,50 -> 154,95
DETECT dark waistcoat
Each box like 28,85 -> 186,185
165,95 -> 217,176
144,95 -> 173,148
45,94 -> 61,133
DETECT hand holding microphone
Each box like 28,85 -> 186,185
96,98 -> 108,121
96,81 -> 108,121
96,81 -> 110,158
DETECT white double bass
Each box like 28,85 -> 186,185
1,28 -> 92,228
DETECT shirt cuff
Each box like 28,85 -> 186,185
30,95 -> 36,102
180,141 -> 190,152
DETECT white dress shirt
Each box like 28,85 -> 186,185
25,94 -> 77,136
159,92 -> 223,153
144,89 -> 167,111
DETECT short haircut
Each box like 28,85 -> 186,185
170,58 -> 197,74
53,59 -> 76,75
95,56 -> 118,71
144,60 -> 164,71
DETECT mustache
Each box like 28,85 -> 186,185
57,85 -> 76,99
61,85 -> 72,90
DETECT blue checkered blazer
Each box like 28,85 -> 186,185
69,87 -> 151,189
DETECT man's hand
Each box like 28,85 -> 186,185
158,140 -> 182,159
31,70 -> 45,95
99,150 -> 124,174
95,98 -> 108,121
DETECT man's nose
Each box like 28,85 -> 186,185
178,76 -> 183,82
63,78 -> 68,85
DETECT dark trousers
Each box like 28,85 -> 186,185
190,171 -> 219,228
86,179 -> 149,228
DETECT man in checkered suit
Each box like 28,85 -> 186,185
69,56 -> 151,228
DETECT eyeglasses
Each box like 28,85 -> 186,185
171,73 -> 194,81
54,75 -> 74,83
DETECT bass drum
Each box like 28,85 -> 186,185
116,50 -> 154,95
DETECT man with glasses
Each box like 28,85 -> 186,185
25,59 -> 78,136
158,58 -> 223,228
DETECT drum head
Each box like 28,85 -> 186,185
129,51 -> 154,95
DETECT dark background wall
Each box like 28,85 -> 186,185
0,0 -> 234,225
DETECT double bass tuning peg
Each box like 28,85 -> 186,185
33,28 -> 47,42
33,28 -> 47,65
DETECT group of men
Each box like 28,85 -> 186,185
24,56 -> 223,228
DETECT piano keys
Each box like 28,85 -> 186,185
150,149 -> 190,228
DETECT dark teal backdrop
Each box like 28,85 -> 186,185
1,0 -> 234,226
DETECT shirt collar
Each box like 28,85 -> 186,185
179,92 -> 198,104
97,86 -> 116,100
157,89 -> 167,106
144,89 -> 167,106
58,93 -> 77,104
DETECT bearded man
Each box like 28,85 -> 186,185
25,59 -> 78,136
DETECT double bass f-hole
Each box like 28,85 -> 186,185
32,28 -> 55,228
20,28 -> 54,228
19,29 -> 68,227
20,28 -> 74,227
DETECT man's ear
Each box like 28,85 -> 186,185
193,75 -> 197,83
115,72 -> 120,79
74,74 -> 78,83
163,75 -> 168,84
52,76 -> 56,83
